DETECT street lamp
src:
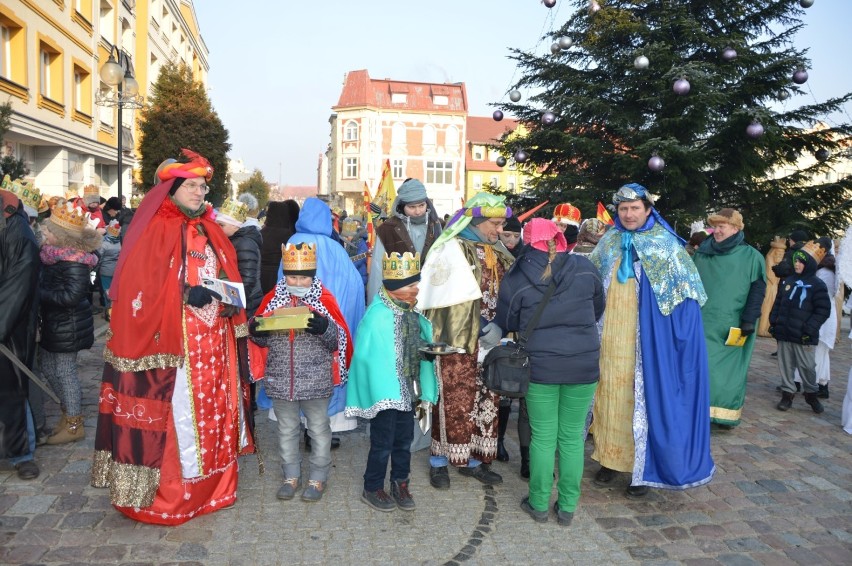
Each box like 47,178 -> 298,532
95,45 -> 143,203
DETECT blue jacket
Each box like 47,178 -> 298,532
496,248 -> 604,385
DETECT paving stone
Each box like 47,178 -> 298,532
7,494 -> 57,515
59,511 -> 104,529
596,517 -> 639,529
755,479 -> 787,493
627,545 -> 667,560
637,514 -> 674,527
716,553 -> 761,566
660,526 -> 690,541
724,537 -> 773,553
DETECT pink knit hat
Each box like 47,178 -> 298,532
523,218 -> 568,253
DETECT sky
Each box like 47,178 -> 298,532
197,0 -> 852,187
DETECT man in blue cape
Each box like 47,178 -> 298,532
589,184 -> 715,496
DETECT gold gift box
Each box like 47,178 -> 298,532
255,306 -> 311,331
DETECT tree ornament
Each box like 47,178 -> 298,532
589,1 -> 601,14
673,78 -> 691,96
541,111 -> 556,126
792,69 -> 809,84
496,156 -> 507,167
509,90 -> 522,103
746,122 -> 765,138
800,0 -> 814,8
514,149 -> 530,163
543,0 -> 557,8
785,150 -> 799,162
722,47 -> 737,61
815,148 -> 830,162
551,42 -> 561,55
648,155 -> 665,172
492,110 -> 504,122
633,55 -> 649,70
777,90 -> 790,101
558,36 -> 573,50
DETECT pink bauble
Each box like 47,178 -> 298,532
746,122 -> 765,138
792,69 -> 809,84
673,78 -> 691,95
493,110 -> 504,122
648,156 -> 665,172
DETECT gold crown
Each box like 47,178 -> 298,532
38,196 -> 50,214
50,202 -> 89,232
2,175 -> 42,212
800,241 -> 825,264
341,218 -> 359,235
382,251 -> 421,281
83,184 -> 100,197
219,198 -> 248,224
282,242 -> 317,273
106,220 -> 121,237
130,193 -> 143,208
65,187 -> 79,199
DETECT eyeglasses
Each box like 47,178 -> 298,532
485,219 -> 506,228
182,182 -> 210,194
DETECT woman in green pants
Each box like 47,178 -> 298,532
496,218 -> 604,525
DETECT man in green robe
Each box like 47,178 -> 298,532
693,208 -> 766,428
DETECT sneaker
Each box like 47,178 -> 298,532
593,466 -> 616,487
429,466 -> 450,489
626,485 -> 649,498
301,480 -> 326,502
361,488 -> 396,512
520,497 -> 548,523
276,477 -> 300,500
458,464 -> 503,485
554,501 -> 574,526
391,479 -> 416,511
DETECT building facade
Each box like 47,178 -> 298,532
0,0 -> 207,200
328,69 -> 468,217
465,116 -> 535,201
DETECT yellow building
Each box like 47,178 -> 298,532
0,0 -> 208,199
465,116 -> 535,201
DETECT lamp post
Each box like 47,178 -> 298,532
95,45 -> 143,203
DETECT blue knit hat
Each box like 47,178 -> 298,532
397,178 -> 428,204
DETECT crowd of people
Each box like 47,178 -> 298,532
1,150 -> 850,528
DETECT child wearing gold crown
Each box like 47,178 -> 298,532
250,242 -> 352,502
38,202 -> 102,444
345,252 -> 438,512
769,243 -> 832,413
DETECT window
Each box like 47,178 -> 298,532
490,176 -> 499,187
422,124 -> 436,146
99,81 -> 113,126
344,121 -> 358,141
0,12 -> 25,97
507,177 -> 516,192
344,157 -> 358,179
473,175 -> 482,191
392,158 -> 404,179
433,94 -> 448,105
426,161 -> 453,185
391,93 -> 407,104
73,63 -> 92,116
0,24 -> 8,79
445,125 -> 460,149
38,38 -> 64,104
95,163 -> 114,187
391,122 -> 406,146
473,145 -> 484,161
99,1 -> 114,44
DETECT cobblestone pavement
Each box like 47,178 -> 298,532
1,315 -> 850,565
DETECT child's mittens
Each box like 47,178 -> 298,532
306,313 -> 329,335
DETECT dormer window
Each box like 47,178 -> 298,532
433,95 -> 448,105
391,93 -> 407,104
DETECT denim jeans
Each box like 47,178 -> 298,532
272,396 -> 331,481
364,409 -> 414,491
8,403 -> 36,465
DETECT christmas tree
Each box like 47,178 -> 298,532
497,0 -> 851,245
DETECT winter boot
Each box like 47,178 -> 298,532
776,392 -> 794,411
46,415 -> 85,445
52,412 -> 68,435
519,446 -> 530,480
496,404 -> 510,462
816,384 -> 829,399
804,393 -> 824,414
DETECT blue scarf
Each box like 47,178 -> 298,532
789,280 -> 812,308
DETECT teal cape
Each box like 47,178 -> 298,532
345,290 -> 438,419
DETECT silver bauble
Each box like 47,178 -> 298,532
543,0 -> 557,7
792,69 -> 809,84
722,47 -> 737,61
648,155 -> 665,172
496,156 -> 507,167
800,0 -> 814,8
509,90 -> 522,103
551,42 -> 561,55
778,90 -> 790,101
558,36 -> 573,50
634,55 -> 649,70
673,78 -> 691,96
746,122 -> 765,138
541,112 -> 556,126
514,149 -> 530,163
492,110 -> 504,122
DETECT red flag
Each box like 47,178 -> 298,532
597,202 -> 614,226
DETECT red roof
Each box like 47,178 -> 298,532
276,185 -> 317,200
466,115 -> 520,171
334,69 -> 468,113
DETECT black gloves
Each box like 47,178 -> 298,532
248,318 -> 265,336
740,321 -> 755,337
186,285 -> 222,307
220,304 -> 240,318
306,313 -> 329,335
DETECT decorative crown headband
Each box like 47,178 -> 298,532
382,251 -> 421,281
219,198 -> 249,224
50,202 -> 90,232
282,242 -> 317,273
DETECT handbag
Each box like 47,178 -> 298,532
482,265 -> 560,398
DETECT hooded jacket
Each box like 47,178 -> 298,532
496,247 -> 605,384
769,252 -> 831,345
260,200 -> 299,293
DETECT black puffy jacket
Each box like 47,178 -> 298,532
496,248 -> 605,385
40,259 -> 95,353
769,252 -> 831,345
230,226 -> 263,318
